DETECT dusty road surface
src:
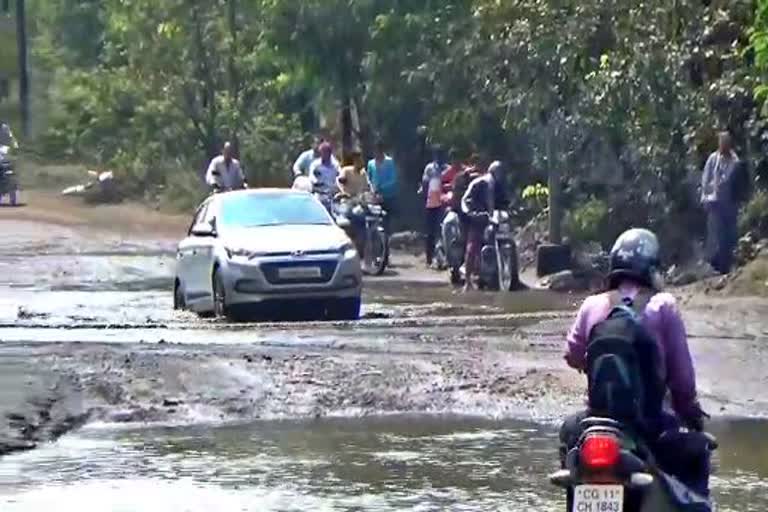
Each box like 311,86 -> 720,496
0,193 -> 767,511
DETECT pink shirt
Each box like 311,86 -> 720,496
565,283 -> 700,419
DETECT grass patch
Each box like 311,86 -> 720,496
725,255 -> 768,297
16,158 -> 90,192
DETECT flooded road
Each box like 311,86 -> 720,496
1,417 -> 767,511
1,208 -> 768,510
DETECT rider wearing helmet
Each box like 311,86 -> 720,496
560,228 -> 710,496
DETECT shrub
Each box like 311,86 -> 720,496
740,189 -> 768,238
564,197 -> 610,247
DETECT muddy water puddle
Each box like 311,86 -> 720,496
0,416 -> 765,511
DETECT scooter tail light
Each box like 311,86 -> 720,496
580,434 -> 621,470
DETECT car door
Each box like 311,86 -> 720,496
194,202 -> 220,301
178,202 -> 209,305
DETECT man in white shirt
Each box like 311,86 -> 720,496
309,142 -> 340,191
700,131 -> 740,274
205,142 -> 247,191
293,136 -> 339,178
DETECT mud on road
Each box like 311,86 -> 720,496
0,197 -> 767,459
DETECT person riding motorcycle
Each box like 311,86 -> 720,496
334,165 -> 369,253
309,142 -> 341,192
460,160 -> 508,290
559,228 -> 711,497
205,142 -> 247,192
293,136 -> 339,178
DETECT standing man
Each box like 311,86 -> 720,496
293,136 -> 339,178
206,141 -> 247,192
309,141 -> 341,192
367,140 -> 399,232
701,131 -> 740,274
420,145 -> 446,268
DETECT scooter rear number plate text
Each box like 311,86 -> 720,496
572,485 -> 623,512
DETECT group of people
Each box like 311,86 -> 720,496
420,147 -> 509,290
290,137 -> 400,231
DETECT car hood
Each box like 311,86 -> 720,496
219,224 -> 350,254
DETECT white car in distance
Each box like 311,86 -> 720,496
173,189 -> 362,321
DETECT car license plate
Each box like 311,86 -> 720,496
572,485 -> 623,512
278,266 -> 322,279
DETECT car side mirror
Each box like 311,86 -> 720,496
191,222 -> 216,237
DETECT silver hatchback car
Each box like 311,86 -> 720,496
173,189 -> 362,321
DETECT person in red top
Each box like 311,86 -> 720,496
441,149 -> 464,194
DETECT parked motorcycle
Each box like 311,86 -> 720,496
439,207 -> 465,285
0,145 -> 19,206
361,199 -> 389,276
478,209 -> 519,291
550,416 -> 717,512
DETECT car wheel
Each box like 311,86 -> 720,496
173,280 -> 186,310
327,297 -> 361,321
212,268 -> 231,320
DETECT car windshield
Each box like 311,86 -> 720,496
218,192 -> 332,228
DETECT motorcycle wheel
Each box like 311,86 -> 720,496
498,242 -> 514,292
433,239 -> 447,271
363,229 -> 389,276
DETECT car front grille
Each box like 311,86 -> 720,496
260,260 -> 338,285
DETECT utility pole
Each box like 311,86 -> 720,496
16,0 -> 29,137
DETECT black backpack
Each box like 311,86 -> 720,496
585,292 -> 665,427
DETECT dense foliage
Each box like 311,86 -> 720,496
22,0 -> 768,255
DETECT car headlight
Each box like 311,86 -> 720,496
226,247 -> 255,259
340,242 -> 358,259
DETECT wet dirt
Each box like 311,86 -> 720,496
0,200 -> 767,509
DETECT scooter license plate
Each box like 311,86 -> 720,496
572,485 -> 623,512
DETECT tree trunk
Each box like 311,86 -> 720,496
190,5 -> 218,159
547,122 -> 562,244
15,0 -> 29,138
354,94 -> 373,161
227,0 -> 240,157
340,87 -> 353,164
